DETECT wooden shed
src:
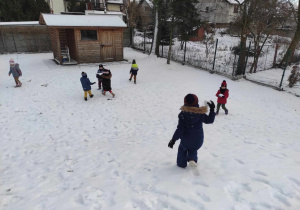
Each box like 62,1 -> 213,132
39,13 -> 127,65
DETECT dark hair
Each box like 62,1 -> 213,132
132,59 -> 136,64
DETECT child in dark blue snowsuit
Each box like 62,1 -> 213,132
168,94 -> 215,168
80,72 -> 95,101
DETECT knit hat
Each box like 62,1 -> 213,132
132,59 -> 136,64
9,58 -> 15,65
99,64 -> 103,68
81,72 -> 87,76
221,80 -> 227,87
184,94 -> 199,107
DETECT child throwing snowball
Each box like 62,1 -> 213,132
8,58 -> 22,87
80,72 -> 95,101
168,94 -> 215,168
101,68 -> 115,97
215,80 -> 229,115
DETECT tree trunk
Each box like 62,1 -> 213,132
279,0 -> 300,67
167,14 -> 175,64
236,3 -> 248,76
154,0 -> 163,56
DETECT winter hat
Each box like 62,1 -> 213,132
221,80 -> 227,87
9,58 -> 15,65
99,64 -> 103,68
184,94 -> 199,107
132,59 -> 136,64
81,72 -> 87,76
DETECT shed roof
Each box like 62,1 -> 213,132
39,13 -> 126,27
0,21 -> 39,26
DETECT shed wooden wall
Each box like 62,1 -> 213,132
48,26 -> 124,64
75,27 -> 124,64
49,28 -> 60,62
66,29 -> 77,61
76,28 -> 101,63
114,29 -> 123,61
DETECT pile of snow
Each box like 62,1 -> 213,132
1,48 -> 300,209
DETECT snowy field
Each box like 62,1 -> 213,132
1,48 -> 300,210
246,68 -> 300,97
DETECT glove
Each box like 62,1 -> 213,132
168,139 -> 176,149
218,94 -> 224,97
207,100 -> 215,110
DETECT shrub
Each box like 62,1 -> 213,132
288,66 -> 300,88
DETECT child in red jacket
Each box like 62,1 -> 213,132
215,80 -> 229,115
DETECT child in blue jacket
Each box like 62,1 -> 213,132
80,72 -> 95,101
129,59 -> 139,84
168,94 -> 215,168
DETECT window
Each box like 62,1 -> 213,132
81,30 -> 97,41
234,5 -> 239,13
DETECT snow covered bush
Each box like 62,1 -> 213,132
288,65 -> 300,88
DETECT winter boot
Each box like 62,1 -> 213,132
84,97 -> 87,101
90,94 -> 94,98
225,110 -> 228,115
102,92 -> 106,96
189,160 -> 198,167
134,81 -> 136,84
112,93 -> 115,98
129,78 -> 131,81
216,110 -> 219,115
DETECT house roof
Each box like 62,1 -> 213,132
139,0 -> 154,8
39,14 -> 126,27
106,0 -> 123,5
226,0 -> 244,4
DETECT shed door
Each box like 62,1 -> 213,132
100,30 -> 114,62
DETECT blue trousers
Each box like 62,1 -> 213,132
177,144 -> 198,168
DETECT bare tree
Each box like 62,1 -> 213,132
246,0 -> 291,73
279,0 -> 300,67
126,0 -> 140,46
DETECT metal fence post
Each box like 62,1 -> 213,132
144,30 -> 146,52
243,41 -> 251,75
183,41 -> 187,65
279,49 -> 291,88
212,39 -> 218,71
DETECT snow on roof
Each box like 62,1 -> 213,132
85,10 -> 124,16
0,21 -> 39,26
41,14 -> 126,27
226,0 -> 244,4
106,0 -> 123,4
145,0 -> 154,8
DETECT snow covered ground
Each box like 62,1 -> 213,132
1,48 -> 300,210
246,67 -> 300,97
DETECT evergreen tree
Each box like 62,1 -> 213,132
67,0 -> 87,12
167,0 -> 202,64
175,0 -> 201,42
0,0 -> 50,22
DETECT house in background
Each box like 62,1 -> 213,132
196,0 -> 244,26
46,0 -> 67,14
86,0 -> 125,13
39,13 -> 127,65
86,0 -> 127,23
137,0 -> 154,30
